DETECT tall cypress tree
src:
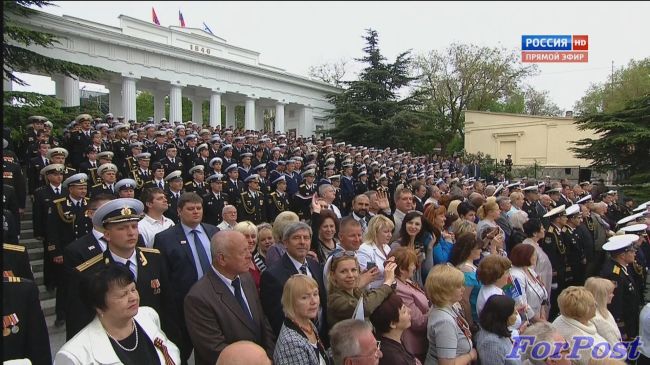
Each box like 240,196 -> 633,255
327,29 -> 424,149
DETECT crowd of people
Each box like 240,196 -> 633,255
3,112 -> 650,365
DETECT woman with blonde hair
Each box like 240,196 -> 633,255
424,264 -> 477,365
358,215 -> 395,289
234,221 -> 262,290
327,252 -> 396,330
477,201 -> 504,241
584,277 -> 621,345
552,286 -> 607,365
254,223 -> 274,273
273,275 -> 330,365
507,192 -> 525,218
266,211 -> 300,267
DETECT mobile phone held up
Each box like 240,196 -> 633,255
366,262 -> 377,271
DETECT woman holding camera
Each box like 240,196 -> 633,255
358,215 -> 395,289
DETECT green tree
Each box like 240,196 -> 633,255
136,91 -> 154,121
3,1 -> 105,86
574,58 -> 650,115
413,43 -> 537,152
3,91 -> 103,139
327,29 -> 425,149
570,95 -> 650,183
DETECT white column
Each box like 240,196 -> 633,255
299,106 -> 313,137
169,83 -> 183,123
255,107 -> 265,131
54,76 -> 65,101
209,91 -> 222,128
226,103 -> 236,128
106,83 -> 123,116
153,89 -> 166,122
275,102 -> 286,133
244,97 -> 256,131
121,77 -> 137,121
62,74 -> 80,107
190,96 -> 203,125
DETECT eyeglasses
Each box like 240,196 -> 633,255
332,250 -> 356,259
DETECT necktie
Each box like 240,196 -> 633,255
45,158 -> 49,165
360,217 -> 368,233
91,162 -> 95,168
109,185 -> 114,193
54,187 -> 59,195
76,201 -> 81,209
299,263 -> 308,276
124,260 -> 137,280
158,181 -> 163,189
191,229 -> 211,278
231,277 -> 253,321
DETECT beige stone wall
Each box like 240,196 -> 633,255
464,111 -> 600,167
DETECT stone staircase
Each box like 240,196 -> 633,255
21,198 -> 64,335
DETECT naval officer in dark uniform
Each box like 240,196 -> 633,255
2,276 -> 51,365
236,174 -> 265,225
47,173 -> 91,327
202,173 -> 228,225
65,198 -> 179,345
601,234 -> 642,340
266,175 -> 291,221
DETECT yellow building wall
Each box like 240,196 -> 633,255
464,111 -> 598,167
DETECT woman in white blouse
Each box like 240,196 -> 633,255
584,277 -> 622,345
358,215 -> 395,289
508,243 -> 548,322
551,286 -> 608,365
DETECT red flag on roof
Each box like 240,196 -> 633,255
152,7 -> 160,26
179,10 -> 186,27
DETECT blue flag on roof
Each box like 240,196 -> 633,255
203,22 -> 214,35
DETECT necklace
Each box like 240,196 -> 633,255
106,318 -> 138,352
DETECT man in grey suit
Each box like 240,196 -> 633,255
184,230 -> 275,365
154,192 -> 219,364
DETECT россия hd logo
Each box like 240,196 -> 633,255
521,35 -> 589,63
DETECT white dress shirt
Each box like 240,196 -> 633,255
91,229 -> 107,252
110,250 -> 138,280
138,214 -> 175,248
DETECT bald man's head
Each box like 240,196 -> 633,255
216,341 -> 271,365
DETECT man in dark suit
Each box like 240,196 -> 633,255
185,230 -> 275,365
65,198 -> 179,344
28,141 -> 50,194
260,221 -> 327,340
348,194 -> 372,236
154,192 -> 220,363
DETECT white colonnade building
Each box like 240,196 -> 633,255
9,10 -> 340,136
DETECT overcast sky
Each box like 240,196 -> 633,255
12,1 -> 650,111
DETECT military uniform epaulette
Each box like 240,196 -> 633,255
139,247 -> 160,254
612,265 -> 620,275
53,197 -> 67,204
184,181 -> 193,186
3,243 -> 25,252
4,276 -> 21,283
76,253 -> 104,272
548,226 -> 557,233
92,183 -> 103,188
299,184 -> 306,188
